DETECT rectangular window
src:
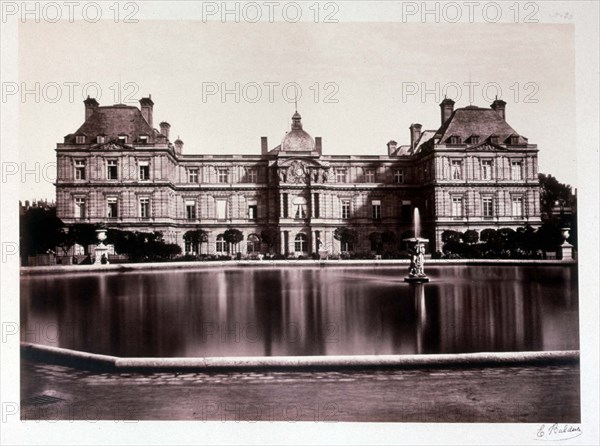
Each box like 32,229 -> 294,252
372,200 -> 381,220
74,198 -> 86,219
97,135 -> 105,144
481,160 -> 493,180
139,161 -> 150,181
401,200 -> 412,223
139,197 -> 150,218
451,196 -> 463,217
511,161 -> 522,180
216,200 -> 227,220
248,204 -> 257,220
187,168 -> 199,183
74,160 -> 86,180
246,168 -> 257,183
512,196 -> 524,217
451,160 -> 462,180
118,135 -> 128,144
394,169 -> 404,184
139,135 -> 148,144
294,203 -> 306,219
282,194 -> 288,218
313,193 -> 320,218
107,160 -> 118,180
365,169 -> 375,183
186,201 -> 196,220
336,169 -> 347,183
107,198 -> 118,218
76,135 -> 85,144
341,200 -> 350,219
218,168 -> 229,183
482,197 -> 493,217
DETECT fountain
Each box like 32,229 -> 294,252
93,227 -> 110,265
404,208 -> 430,283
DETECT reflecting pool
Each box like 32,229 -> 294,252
20,265 -> 579,357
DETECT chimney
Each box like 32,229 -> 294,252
261,137 -> 268,155
410,123 -> 422,151
439,98 -> 455,125
83,96 -> 99,121
139,95 -> 154,128
160,122 -> 171,139
387,140 -> 398,156
174,137 -> 184,155
491,98 -> 507,120
315,137 -> 322,154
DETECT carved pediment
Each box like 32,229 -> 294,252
465,142 -> 506,152
91,141 -> 132,151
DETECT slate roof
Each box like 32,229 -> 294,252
65,104 -> 163,144
435,106 -> 528,145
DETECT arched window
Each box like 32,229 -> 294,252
216,234 -> 227,254
294,233 -> 307,253
247,233 -> 260,253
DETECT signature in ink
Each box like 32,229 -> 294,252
535,423 -> 582,441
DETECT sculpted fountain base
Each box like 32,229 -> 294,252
404,237 -> 430,283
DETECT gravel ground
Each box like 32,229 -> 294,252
20,359 -> 580,422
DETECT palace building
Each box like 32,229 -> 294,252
55,96 -> 541,255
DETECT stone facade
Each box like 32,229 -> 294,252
55,96 -> 541,255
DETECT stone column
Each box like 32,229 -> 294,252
280,230 -> 286,255
279,193 -> 284,218
310,193 -> 315,218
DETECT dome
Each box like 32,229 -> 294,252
281,111 -> 315,152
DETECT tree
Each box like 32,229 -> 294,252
334,227 -> 358,251
461,229 -> 479,245
441,230 -> 462,244
223,228 -> 244,253
260,227 -> 279,253
369,232 -> 383,253
381,230 -> 397,245
20,206 -> 64,258
183,229 -> 208,253
539,173 -> 576,222
69,223 -> 98,254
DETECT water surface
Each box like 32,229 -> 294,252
20,266 -> 579,357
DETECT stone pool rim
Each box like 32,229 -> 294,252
20,258 -> 577,276
21,342 -> 580,372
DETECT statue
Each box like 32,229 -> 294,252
403,237 -> 429,283
408,242 -> 426,278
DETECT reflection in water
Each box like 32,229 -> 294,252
20,266 -> 579,357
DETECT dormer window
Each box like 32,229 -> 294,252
449,135 -> 462,145
75,135 -> 86,144
97,135 -> 105,144
139,135 -> 148,144
489,134 -> 499,144
118,135 -> 128,144
509,134 -> 519,145
470,135 -> 480,144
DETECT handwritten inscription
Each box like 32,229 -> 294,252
536,423 -> 582,441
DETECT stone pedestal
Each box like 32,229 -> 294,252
94,244 -> 109,265
558,243 -> 574,261
94,228 -> 110,265
558,227 -> 574,261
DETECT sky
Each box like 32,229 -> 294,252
17,18 -> 575,201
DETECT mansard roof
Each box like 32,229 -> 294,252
64,104 -> 160,144
435,106 -> 528,145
